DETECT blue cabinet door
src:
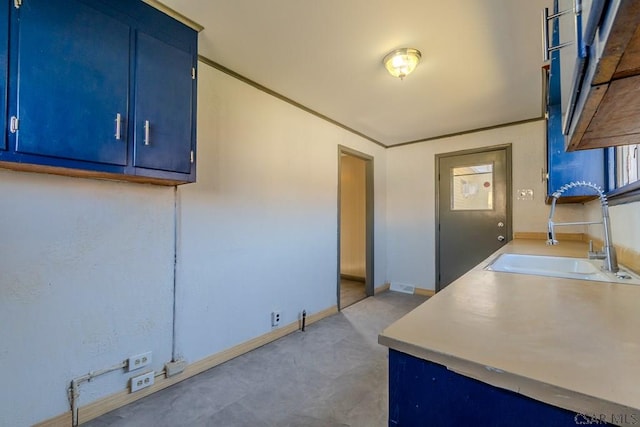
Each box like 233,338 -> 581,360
133,32 -> 194,174
15,0 -> 129,165
388,350 -> 613,426
0,1 -> 8,151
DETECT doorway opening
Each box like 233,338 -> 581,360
435,145 -> 512,291
338,146 -> 374,310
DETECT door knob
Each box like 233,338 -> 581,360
497,235 -> 505,242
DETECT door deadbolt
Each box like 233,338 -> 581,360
497,222 -> 504,228
497,235 -> 505,242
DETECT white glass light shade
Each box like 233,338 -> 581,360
383,48 -> 422,80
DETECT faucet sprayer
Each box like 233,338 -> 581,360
547,181 -> 618,273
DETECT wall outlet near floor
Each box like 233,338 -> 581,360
127,351 -> 152,372
130,371 -> 155,392
271,311 -> 281,327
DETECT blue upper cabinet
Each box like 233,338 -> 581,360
546,0 -> 607,202
134,32 -> 194,175
1,0 -> 198,184
0,1 -> 8,152
15,0 -> 129,165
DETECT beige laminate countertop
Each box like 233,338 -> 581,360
379,239 -> 640,425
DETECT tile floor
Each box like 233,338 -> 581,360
85,291 -> 428,427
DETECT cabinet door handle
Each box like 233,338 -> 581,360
573,0 -> 582,55
541,6 -> 574,61
9,116 -> 19,133
115,113 -> 122,140
541,8 -> 550,61
144,120 -> 150,146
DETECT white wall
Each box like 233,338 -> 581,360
608,202 -> 640,254
585,200 -> 640,255
385,120 -> 585,290
0,172 -> 175,426
174,63 -> 387,363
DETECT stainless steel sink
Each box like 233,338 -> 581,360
485,253 -> 640,285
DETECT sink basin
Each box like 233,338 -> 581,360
485,253 -> 640,285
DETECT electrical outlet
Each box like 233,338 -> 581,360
271,311 -> 281,327
127,351 -> 152,372
516,189 -> 534,200
130,371 -> 155,392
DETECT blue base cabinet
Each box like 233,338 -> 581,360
388,350 -> 613,427
0,0 -> 197,185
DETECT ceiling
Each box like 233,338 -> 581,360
159,0 -> 553,147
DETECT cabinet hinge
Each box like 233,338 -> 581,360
190,150 -> 194,163
191,67 -> 196,80
14,0 -> 22,9
9,116 -> 19,133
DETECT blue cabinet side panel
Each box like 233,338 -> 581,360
0,1 -> 8,151
133,32 -> 193,174
547,104 -> 605,197
388,350 -> 613,427
15,0 -> 129,165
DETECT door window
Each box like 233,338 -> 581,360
451,164 -> 494,211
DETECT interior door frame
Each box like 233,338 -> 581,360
337,145 -> 374,309
434,144 -> 512,292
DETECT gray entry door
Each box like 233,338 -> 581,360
437,147 -> 511,290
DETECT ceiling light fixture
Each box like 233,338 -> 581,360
383,48 -> 422,80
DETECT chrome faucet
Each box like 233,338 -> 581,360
547,181 -> 618,273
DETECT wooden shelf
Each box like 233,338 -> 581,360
567,0 -> 640,151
